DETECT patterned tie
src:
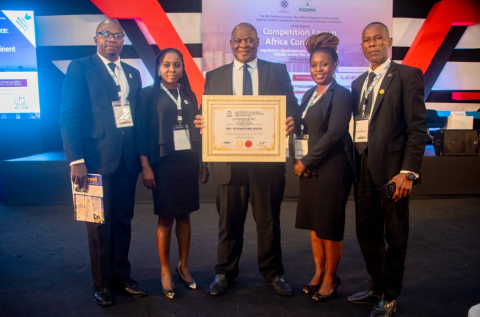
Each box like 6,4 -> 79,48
355,72 -> 377,155
243,64 -> 253,95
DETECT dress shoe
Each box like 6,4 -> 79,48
312,276 -> 341,302
302,282 -> 321,295
265,275 -> 293,297
348,290 -> 381,304
370,299 -> 397,317
123,278 -> 147,297
176,266 -> 197,290
93,286 -> 113,306
162,282 -> 176,300
209,274 -> 228,296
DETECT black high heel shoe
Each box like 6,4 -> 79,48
312,276 -> 341,302
176,266 -> 197,290
302,283 -> 321,295
162,282 -> 176,300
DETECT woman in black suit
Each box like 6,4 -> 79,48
293,33 -> 353,302
136,48 -> 208,299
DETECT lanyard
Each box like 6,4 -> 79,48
361,61 -> 391,117
161,83 -> 183,126
106,63 -> 122,99
301,82 -> 332,120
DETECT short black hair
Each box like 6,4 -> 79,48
363,22 -> 390,38
95,19 -> 122,33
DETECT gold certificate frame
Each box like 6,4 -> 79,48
202,95 -> 286,162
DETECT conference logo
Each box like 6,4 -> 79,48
14,95 -> 28,109
280,0 -> 289,8
24,14 -> 31,20
299,0 -> 316,12
226,110 -> 232,117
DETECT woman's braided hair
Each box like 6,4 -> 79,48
304,32 -> 339,64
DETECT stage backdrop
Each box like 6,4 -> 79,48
202,0 -> 392,98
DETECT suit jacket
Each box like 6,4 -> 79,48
351,61 -> 427,186
136,85 -> 201,164
294,80 -> 353,170
204,59 -> 299,185
59,54 -> 142,175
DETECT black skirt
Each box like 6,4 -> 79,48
151,151 -> 200,216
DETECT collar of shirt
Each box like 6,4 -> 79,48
368,57 -> 391,76
97,52 -> 123,71
233,57 -> 258,70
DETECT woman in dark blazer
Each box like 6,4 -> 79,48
292,33 -> 353,302
136,48 -> 208,299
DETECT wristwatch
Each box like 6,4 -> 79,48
405,172 -> 416,181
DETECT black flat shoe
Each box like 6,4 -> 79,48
302,283 -> 321,295
176,266 -> 197,290
123,278 -> 147,297
162,282 -> 176,300
312,276 -> 341,302
348,290 -> 381,304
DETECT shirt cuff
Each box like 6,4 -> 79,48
69,159 -> 85,166
400,170 -> 419,179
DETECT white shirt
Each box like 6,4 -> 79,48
232,58 -> 259,96
97,52 -> 130,101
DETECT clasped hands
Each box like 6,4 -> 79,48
293,159 -> 314,178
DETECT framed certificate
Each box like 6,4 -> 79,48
202,95 -> 286,162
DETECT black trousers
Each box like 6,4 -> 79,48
215,163 -> 285,282
86,157 -> 138,288
354,151 -> 410,301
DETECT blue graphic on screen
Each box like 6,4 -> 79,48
0,10 -> 40,119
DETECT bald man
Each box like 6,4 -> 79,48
195,23 -> 299,297
60,19 -> 146,306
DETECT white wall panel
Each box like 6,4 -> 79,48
37,14 -> 201,46
456,24 -> 480,49
392,18 -> 424,47
432,62 -> 480,91
426,103 -> 480,112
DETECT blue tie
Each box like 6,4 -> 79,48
108,62 -> 116,73
243,64 -> 253,95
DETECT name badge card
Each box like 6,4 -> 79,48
112,100 -> 133,128
173,125 -> 191,151
294,134 -> 309,159
354,117 -> 369,143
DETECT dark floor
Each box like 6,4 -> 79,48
1,198 -> 479,317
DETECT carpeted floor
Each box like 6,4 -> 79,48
1,198 -> 479,317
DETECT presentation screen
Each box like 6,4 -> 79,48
202,0 -> 392,100
0,10 -> 40,119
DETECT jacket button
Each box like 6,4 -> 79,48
121,131 -> 124,135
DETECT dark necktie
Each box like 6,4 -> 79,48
355,72 -> 376,155
243,64 -> 253,95
108,63 -> 121,94
108,62 -> 116,73
359,72 -> 376,116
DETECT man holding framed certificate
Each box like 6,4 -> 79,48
194,22 -> 298,297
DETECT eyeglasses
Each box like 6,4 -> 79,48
96,31 -> 125,41
232,38 -> 257,45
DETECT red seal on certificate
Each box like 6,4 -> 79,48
245,140 -> 252,148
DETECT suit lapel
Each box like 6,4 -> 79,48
92,54 -> 119,101
320,80 -> 336,122
370,61 -> 397,121
122,62 -> 136,101
221,63 -> 234,95
258,59 -> 267,95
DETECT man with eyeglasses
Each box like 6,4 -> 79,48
194,22 -> 299,297
59,19 -> 147,306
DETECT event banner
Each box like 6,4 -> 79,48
0,10 -> 40,119
202,0 -> 392,99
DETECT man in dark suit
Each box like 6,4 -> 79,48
194,23 -> 298,296
348,22 -> 427,317
59,19 -> 147,306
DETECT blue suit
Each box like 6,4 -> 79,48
59,54 -> 142,287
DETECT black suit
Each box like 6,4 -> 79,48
204,59 -> 298,281
59,54 -> 142,288
352,61 -> 427,300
